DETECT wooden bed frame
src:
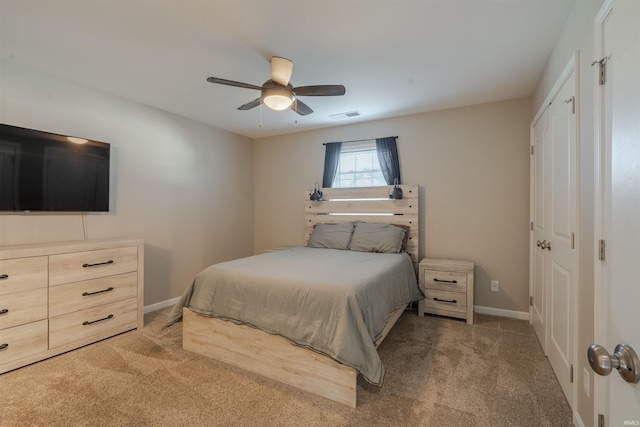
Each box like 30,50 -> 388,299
183,185 -> 419,407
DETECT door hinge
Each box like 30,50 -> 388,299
530,221 -> 534,231
530,145 -> 534,155
529,296 -> 533,306
598,413 -> 605,427
571,232 -> 575,249
564,96 -> 576,114
592,57 -> 607,86
599,239 -> 606,261
570,365 -> 574,383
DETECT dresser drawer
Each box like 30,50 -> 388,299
0,288 -> 48,330
423,270 -> 467,293
0,320 -> 48,366
49,297 -> 137,348
423,289 -> 467,314
49,272 -> 138,317
0,257 -> 48,295
49,246 -> 138,286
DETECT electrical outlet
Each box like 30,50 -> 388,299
491,280 -> 499,292
583,368 -> 590,397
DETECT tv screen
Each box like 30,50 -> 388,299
0,123 -> 110,212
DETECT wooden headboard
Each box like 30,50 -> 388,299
304,185 -> 419,265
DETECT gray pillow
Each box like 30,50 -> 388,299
307,222 -> 355,250
349,222 -> 406,254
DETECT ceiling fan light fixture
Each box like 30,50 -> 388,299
263,86 -> 295,111
206,57 -> 345,116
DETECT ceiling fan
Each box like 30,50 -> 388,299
206,57 -> 346,116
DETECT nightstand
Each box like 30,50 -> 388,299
418,258 -> 474,325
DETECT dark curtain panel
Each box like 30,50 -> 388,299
375,137 -> 401,184
322,142 -> 342,187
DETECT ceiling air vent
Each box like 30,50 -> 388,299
329,110 -> 362,120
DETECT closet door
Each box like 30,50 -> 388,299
531,109 -> 548,352
530,68 -> 577,407
546,71 -> 576,405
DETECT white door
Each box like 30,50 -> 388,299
595,1 -> 640,424
546,72 -> 577,405
531,109 -> 548,351
530,66 -> 577,407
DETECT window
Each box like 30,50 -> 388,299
332,141 -> 386,188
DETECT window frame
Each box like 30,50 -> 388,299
331,140 -> 387,188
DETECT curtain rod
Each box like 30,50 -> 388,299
323,136 -> 398,145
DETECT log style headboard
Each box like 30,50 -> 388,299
304,185 -> 419,265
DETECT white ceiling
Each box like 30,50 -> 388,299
0,0 -> 575,139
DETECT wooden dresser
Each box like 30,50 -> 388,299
418,258 -> 474,325
0,238 -> 144,374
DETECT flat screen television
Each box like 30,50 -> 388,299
0,123 -> 110,212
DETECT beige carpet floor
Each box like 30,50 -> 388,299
0,308 -> 573,426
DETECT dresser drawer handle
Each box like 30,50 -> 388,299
83,314 -> 114,326
433,278 -> 458,284
82,287 -> 114,297
0,309 -> 8,315
82,260 -> 114,268
0,274 -> 8,280
433,297 -> 457,304
0,343 -> 8,351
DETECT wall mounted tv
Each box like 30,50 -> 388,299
0,123 -> 110,212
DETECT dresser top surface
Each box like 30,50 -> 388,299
0,238 -> 143,260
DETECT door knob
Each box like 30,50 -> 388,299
546,241 -> 551,251
537,240 -> 542,247
587,343 -> 640,384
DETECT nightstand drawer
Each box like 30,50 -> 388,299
423,289 -> 467,314
423,270 -> 467,293
0,288 -> 48,330
49,246 -> 138,286
0,257 -> 48,295
0,320 -> 48,366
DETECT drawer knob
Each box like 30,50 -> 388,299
433,278 -> 458,284
83,314 -> 114,326
0,343 -> 8,351
0,274 -> 8,280
82,287 -> 114,297
0,309 -> 8,315
433,297 -> 457,304
82,260 -> 114,268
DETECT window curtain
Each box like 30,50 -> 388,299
375,136 -> 401,184
322,142 -> 342,187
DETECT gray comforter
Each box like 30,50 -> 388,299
164,247 -> 422,386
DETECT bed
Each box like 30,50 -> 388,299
164,185 -> 420,407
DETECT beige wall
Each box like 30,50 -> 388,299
0,60 -> 255,306
254,98 -> 532,313
531,1 -> 604,425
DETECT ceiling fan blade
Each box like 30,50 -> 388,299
207,77 -> 262,91
294,85 -> 346,97
238,98 -> 262,111
291,99 -> 313,116
270,57 -> 293,87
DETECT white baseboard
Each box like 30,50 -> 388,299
573,410 -> 586,427
474,305 -> 530,320
144,296 -> 180,314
